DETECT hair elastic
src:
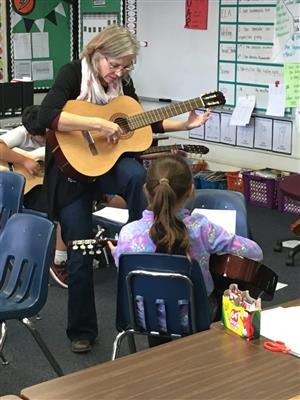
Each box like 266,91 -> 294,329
159,178 -> 169,184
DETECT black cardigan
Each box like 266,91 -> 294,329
39,60 -> 164,220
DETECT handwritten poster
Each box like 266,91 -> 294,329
273,0 -> 300,63
284,63 -> 300,108
218,0 -> 284,111
185,0 -> 208,30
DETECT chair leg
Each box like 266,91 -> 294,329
21,317 -> 63,376
0,321 -> 8,365
112,329 -> 136,360
286,243 -> 300,266
127,333 -> 137,354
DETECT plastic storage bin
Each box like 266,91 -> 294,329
242,170 -> 277,208
225,171 -> 244,193
277,176 -> 300,215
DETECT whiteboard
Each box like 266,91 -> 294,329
132,0 -> 219,102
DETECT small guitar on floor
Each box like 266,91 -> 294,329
48,91 -> 225,181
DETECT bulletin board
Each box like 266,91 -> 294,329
78,0 -> 122,51
9,0 -> 73,90
0,0 -> 8,82
217,0 -> 298,113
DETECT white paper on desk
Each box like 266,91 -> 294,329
192,209 -> 236,234
230,96 -> 256,126
266,83 -> 286,117
93,207 -> 129,224
261,306 -> 300,357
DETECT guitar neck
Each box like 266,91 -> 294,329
128,97 -> 205,130
143,144 -> 183,155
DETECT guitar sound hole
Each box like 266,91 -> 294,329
114,117 -> 131,137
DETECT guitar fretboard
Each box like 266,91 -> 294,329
128,97 -> 205,130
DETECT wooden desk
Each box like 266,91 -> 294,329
21,301 -> 300,400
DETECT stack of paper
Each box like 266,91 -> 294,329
93,207 -> 129,224
261,306 -> 300,357
192,209 -> 236,234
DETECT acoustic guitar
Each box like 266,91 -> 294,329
47,91 -> 225,181
5,148 -> 45,194
139,143 -> 209,160
69,235 -> 277,302
209,253 -> 278,301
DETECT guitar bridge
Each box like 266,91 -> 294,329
82,130 -> 98,155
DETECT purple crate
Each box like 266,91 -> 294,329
242,171 -> 277,209
277,184 -> 300,215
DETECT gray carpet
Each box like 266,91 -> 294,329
1,204 -> 299,396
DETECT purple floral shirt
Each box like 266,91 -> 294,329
112,208 -> 263,295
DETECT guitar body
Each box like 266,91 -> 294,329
48,91 -> 225,181
48,97 -> 153,180
6,148 -> 45,194
209,254 -> 278,301
13,165 -> 43,194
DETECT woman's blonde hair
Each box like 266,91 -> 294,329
80,25 -> 140,78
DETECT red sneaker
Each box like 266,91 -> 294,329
50,262 -> 68,289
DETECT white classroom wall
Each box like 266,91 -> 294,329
133,0 -> 300,172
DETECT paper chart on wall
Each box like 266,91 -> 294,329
13,33 -> 31,59
230,96 -> 256,126
204,112 -> 221,142
254,117 -> 273,150
272,0 -> 300,63
236,117 -> 255,148
189,110 -> 205,140
220,113 -> 237,145
266,83 -> 286,117
272,119 -> 292,154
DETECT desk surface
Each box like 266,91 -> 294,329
21,300 -> 300,400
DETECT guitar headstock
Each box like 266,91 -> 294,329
68,237 -> 117,255
201,91 -> 226,108
182,144 -> 209,155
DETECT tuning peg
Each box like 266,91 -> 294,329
96,249 -> 102,254
89,250 -> 95,255
72,244 -> 78,250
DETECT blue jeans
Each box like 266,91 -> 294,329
59,157 -> 146,341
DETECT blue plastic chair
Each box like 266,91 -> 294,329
112,253 -> 211,359
187,189 -> 250,238
0,213 -> 63,376
0,170 -> 25,231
